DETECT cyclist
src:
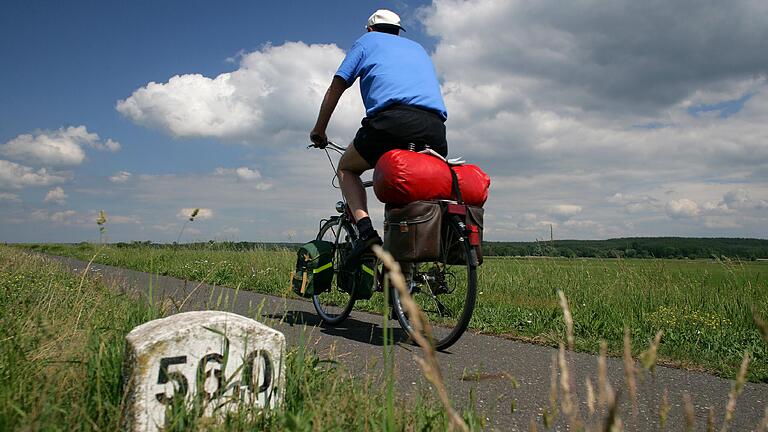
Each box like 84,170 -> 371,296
310,8 -> 448,265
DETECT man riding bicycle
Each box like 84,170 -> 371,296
310,8 -> 448,264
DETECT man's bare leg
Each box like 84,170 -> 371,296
337,143 -> 372,222
337,143 -> 382,265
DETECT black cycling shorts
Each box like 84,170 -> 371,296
352,104 -> 447,167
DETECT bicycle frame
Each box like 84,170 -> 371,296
311,139 -> 478,349
316,140 -> 375,227
316,140 -> 473,284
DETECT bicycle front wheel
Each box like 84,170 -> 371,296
390,215 -> 478,351
312,218 -> 357,325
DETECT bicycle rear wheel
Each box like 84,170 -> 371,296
312,218 -> 357,325
390,215 -> 478,350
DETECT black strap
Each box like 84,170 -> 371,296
408,142 -> 431,152
448,165 -> 463,204
407,145 -> 462,203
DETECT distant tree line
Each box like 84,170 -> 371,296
93,237 -> 768,260
111,240 -> 300,251
482,237 -> 768,260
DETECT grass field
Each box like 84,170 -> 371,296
0,245 -> 480,430
19,242 -> 768,382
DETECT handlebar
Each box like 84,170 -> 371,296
308,140 -> 346,152
310,139 -> 374,189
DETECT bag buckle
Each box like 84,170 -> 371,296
399,221 -> 409,233
447,203 -> 467,216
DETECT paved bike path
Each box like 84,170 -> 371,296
54,255 -> 767,431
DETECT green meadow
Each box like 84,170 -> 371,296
21,243 -> 768,382
0,245 -> 478,430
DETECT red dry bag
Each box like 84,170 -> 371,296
373,150 -> 490,206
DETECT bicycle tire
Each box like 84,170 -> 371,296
312,218 -> 358,325
389,215 -> 478,351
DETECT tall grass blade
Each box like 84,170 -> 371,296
683,393 -> 695,432
623,327 -> 638,416
557,290 -> 574,351
372,245 -> 468,432
720,352 -> 750,432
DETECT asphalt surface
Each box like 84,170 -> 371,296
52,255 -> 767,431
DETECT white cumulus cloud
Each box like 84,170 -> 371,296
0,192 -> 20,202
100,139 -> 122,152
0,126 -> 120,166
666,199 -> 701,219
214,166 -> 273,190
216,166 -> 262,181
722,188 -> 768,210
548,204 -> 582,218
116,42 -> 365,144
0,159 -> 68,189
109,171 -> 133,183
606,193 -> 661,214
235,167 -> 261,181
31,209 -> 77,224
43,187 -> 67,204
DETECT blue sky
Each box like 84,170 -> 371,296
0,0 -> 433,174
1,0 -> 767,243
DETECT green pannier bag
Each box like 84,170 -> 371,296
291,240 -> 334,298
353,256 -> 377,301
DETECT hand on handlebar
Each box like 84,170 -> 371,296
309,130 -> 328,149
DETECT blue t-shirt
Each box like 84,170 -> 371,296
335,32 -> 447,120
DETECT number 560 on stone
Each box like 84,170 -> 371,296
121,311 -> 286,432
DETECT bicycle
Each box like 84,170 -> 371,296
309,141 -> 478,350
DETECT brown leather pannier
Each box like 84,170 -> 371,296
467,205 -> 485,264
444,205 -> 484,265
383,201 -> 442,262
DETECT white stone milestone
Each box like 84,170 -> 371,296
122,311 -> 286,432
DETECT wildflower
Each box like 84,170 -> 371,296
96,210 -> 108,242
96,210 -> 107,227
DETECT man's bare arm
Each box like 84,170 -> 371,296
310,76 -> 350,145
